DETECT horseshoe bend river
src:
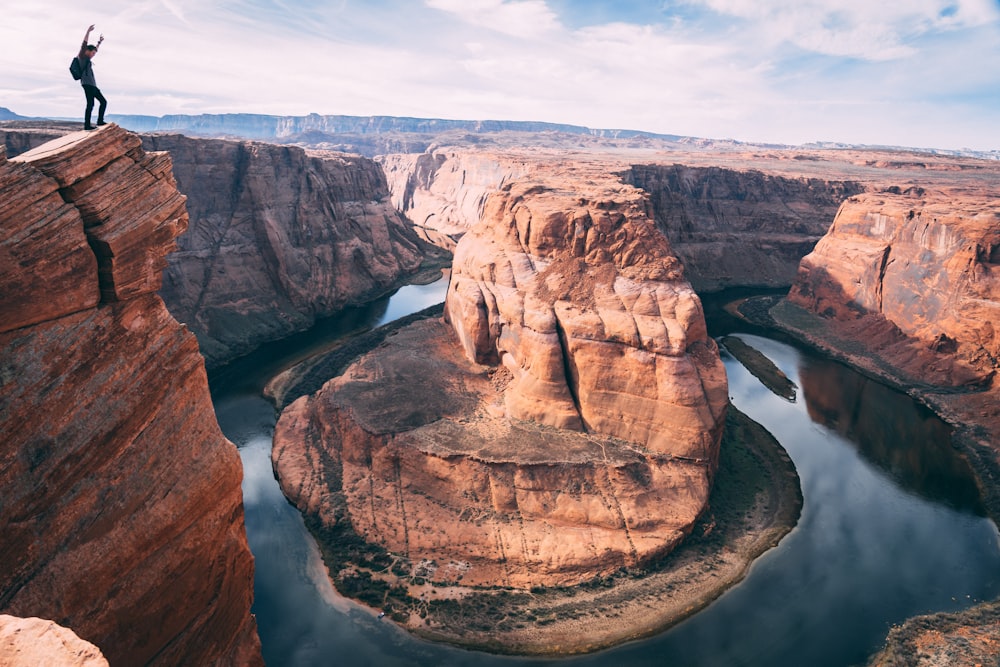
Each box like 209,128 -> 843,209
208,277 -> 1000,667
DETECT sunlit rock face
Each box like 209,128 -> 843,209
788,189 -> 1000,388
0,615 -> 108,667
0,127 -> 261,666
274,166 -> 728,589
446,178 -> 728,458
379,151 -> 531,249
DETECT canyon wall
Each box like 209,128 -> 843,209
0,127 -> 261,665
379,151 -> 531,249
142,134 -> 443,367
274,165 -> 728,589
788,189 -> 1000,388
379,151 -> 863,292
625,164 -> 863,291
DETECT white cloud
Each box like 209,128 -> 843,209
687,0 -> 1000,60
425,0 -> 561,38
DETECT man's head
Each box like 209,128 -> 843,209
84,45 -> 98,57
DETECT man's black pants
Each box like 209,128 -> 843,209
83,84 -> 107,128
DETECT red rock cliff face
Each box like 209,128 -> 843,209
788,189 -> 1000,388
141,134 -> 441,367
0,127 -> 261,665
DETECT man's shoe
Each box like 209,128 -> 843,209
96,121 -> 107,126
84,125 -> 94,130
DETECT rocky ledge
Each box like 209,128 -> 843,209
0,126 -> 261,665
0,615 -> 108,666
789,188 -> 999,389
273,162 -> 729,596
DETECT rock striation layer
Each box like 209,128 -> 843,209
379,151 -> 531,249
274,165 -> 728,589
140,134 -> 444,367
0,126 -> 261,665
626,164 -> 863,291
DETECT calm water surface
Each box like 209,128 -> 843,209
210,284 -> 1000,667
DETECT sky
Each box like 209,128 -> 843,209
3,0 -> 1000,150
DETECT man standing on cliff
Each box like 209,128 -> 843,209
76,25 -> 106,130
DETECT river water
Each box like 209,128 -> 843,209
210,278 -> 1000,667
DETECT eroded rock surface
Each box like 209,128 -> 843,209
380,151 -> 531,249
626,164 -> 863,291
446,177 -> 728,456
274,164 -> 728,589
0,126 -> 261,665
0,615 -> 108,667
788,189 -> 1000,388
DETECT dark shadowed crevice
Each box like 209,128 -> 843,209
553,309 -> 585,430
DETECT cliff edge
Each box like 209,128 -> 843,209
0,126 -> 261,665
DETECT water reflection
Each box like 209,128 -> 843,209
799,357 -> 986,515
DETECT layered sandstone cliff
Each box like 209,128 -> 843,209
1,126 -> 445,368
273,165 -> 728,589
626,164 -> 863,291
380,148 -> 863,292
788,189 -> 999,389
379,151 -> 531,249
139,134 -> 444,367
0,127 -> 261,665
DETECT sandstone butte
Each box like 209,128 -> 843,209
0,126 -> 262,665
273,159 -> 731,590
